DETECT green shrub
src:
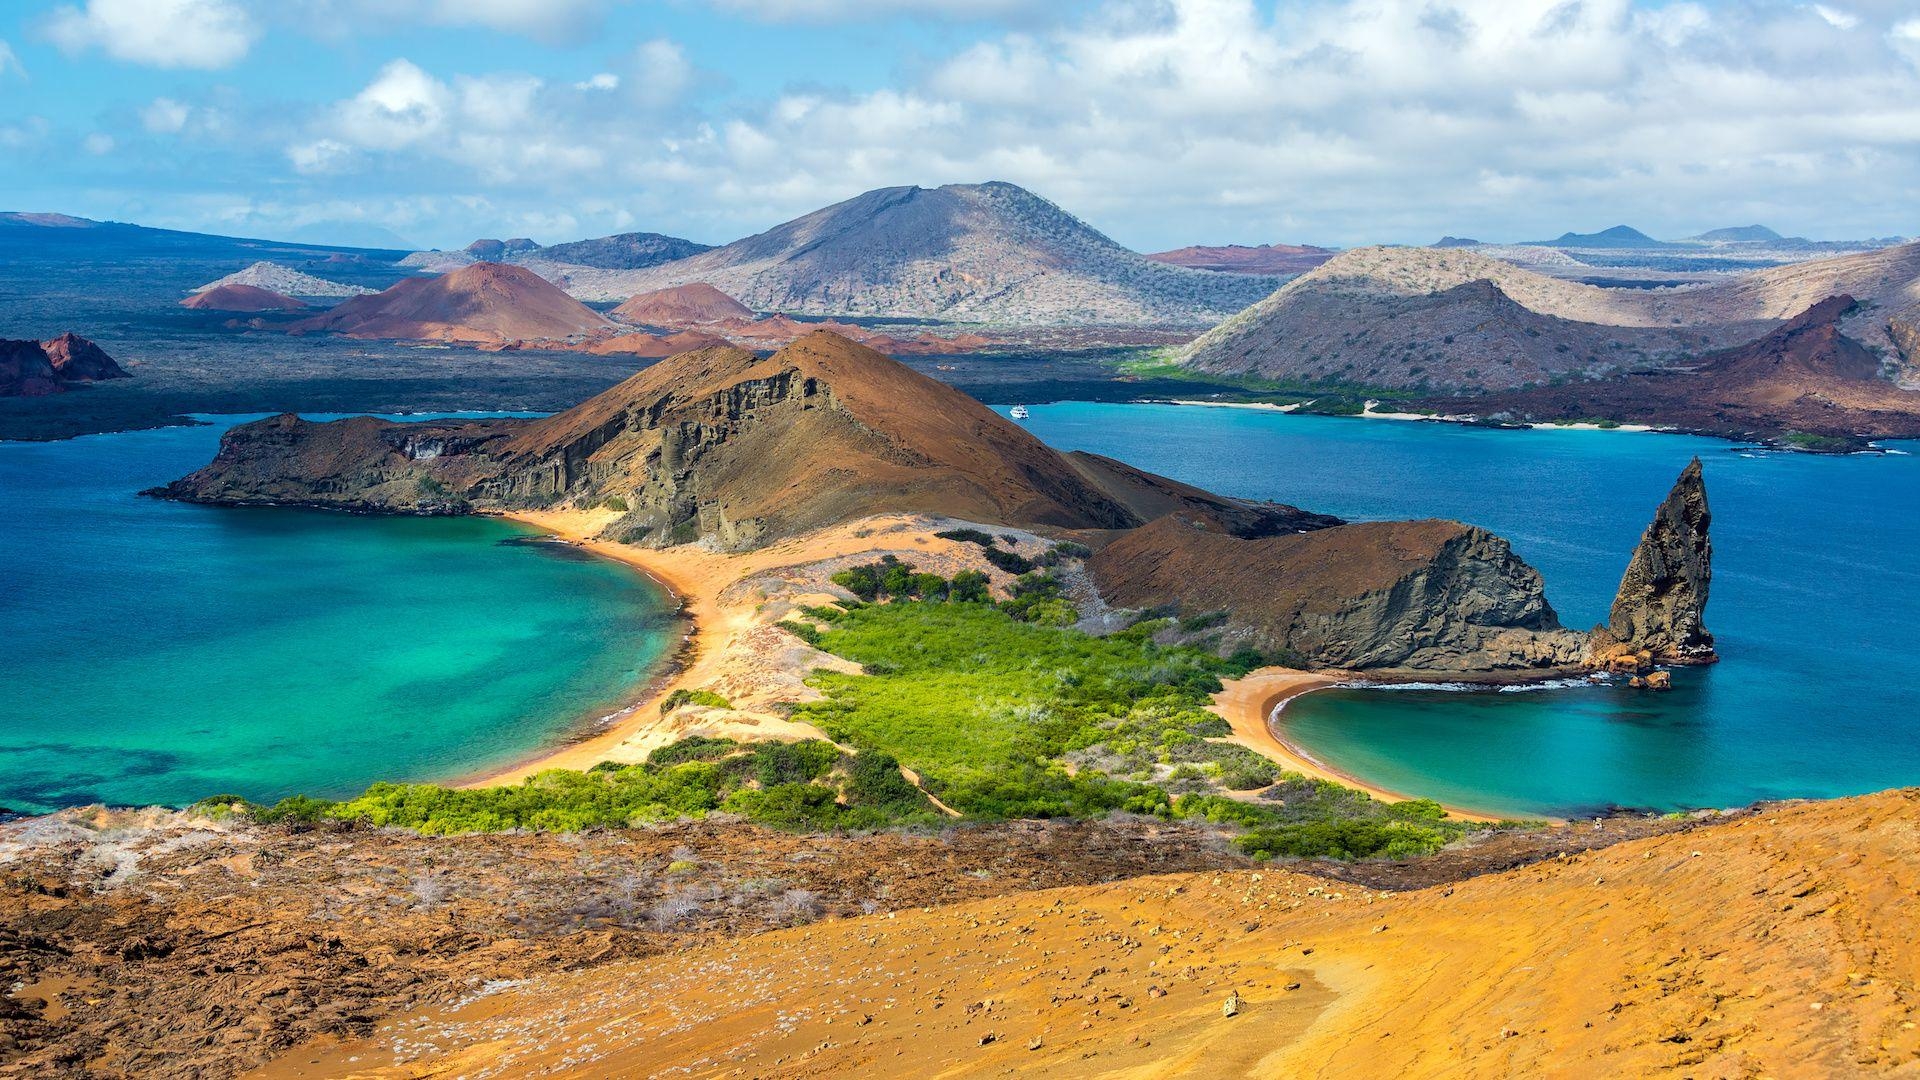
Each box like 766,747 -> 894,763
982,547 -> 1034,575
646,734 -> 737,766
948,570 -> 990,603
778,620 -> 825,646
659,688 -> 731,715
935,528 -> 996,546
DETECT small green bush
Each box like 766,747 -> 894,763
659,688 -> 732,715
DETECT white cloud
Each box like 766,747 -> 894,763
287,138 -> 354,173
254,0 -> 1920,248
83,132 -> 115,154
1893,19 -> 1920,68
0,39 -> 24,78
333,59 -> 452,149
277,0 -> 612,43
43,0 -> 258,69
705,0 -> 1031,20
141,98 -> 192,134
629,38 -> 692,108
1808,5 -> 1860,31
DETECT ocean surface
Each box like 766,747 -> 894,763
0,416 -> 677,815
1008,402 -> 1920,818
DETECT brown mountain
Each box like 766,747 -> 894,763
611,283 -> 753,327
157,331 -> 1706,676
1473,296 -> 1920,440
1,333 -> 128,396
156,331 -> 1319,548
1145,242 -> 1334,275
287,262 -> 612,345
181,284 -> 308,312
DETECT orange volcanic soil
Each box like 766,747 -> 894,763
259,788 -> 1920,1078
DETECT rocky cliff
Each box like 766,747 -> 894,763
155,331 -> 1312,549
1601,458 -> 1715,664
157,330 -> 1708,677
1089,513 -> 1590,674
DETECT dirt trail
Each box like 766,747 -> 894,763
257,789 -> 1920,1078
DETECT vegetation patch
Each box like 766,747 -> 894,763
218,738 -> 942,834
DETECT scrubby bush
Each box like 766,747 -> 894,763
659,688 -> 731,715
948,570 -> 990,603
981,547 -> 1035,575
212,737 -> 939,835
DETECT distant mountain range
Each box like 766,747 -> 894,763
1178,240 -> 1920,413
1143,243 -> 1334,276
401,233 -> 714,274
542,182 -> 1279,327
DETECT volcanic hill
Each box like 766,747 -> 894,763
1179,242 -> 1920,396
158,331 -> 1704,675
286,262 -> 612,345
565,182 -> 1279,326
180,283 -> 308,312
1473,296 -> 1920,440
189,260 -> 371,299
611,283 -> 754,327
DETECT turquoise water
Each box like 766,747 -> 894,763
1009,402 -> 1920,817
0,417 -> 677,815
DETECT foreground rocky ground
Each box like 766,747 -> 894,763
0,807 -> 1719,1079
254,791 -> 1916,1079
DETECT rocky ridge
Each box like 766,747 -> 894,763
1471,295 -> 1920,441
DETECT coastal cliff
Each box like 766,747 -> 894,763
1599,457 -> 1716,664
153,332 -> 1311,547
155,331 -> 1708,677
1090,514 -> 1589,674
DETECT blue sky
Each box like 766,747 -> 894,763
2,0 -> 1917,251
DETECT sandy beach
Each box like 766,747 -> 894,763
1211,667 -> 1508,823
463,510 -> 1047,786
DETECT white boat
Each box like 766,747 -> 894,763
1009,405 -> 1031,420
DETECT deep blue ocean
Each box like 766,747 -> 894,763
1007,402 -> 1920,817
0,416 -> 677,815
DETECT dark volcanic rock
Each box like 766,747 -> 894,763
1603,458 -> 1715,664
0,334 -> 127,396
0,340 -> 60,396
40,332 -> 129,382
1088,513 -> 1590,674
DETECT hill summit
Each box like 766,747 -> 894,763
286,262 -> 611,345
575,182 -> 1278,326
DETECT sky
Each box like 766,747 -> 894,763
1,0 -> 1917,252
